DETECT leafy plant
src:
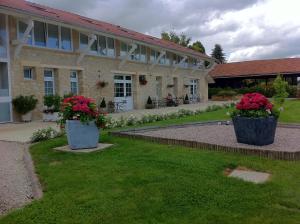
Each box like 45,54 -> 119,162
44,95 -> 62,112
146,96 -> 153,105
273,74 -> 289,106
30,127 -> 62,143
100,98 -> 106,108
146,96 -> 154,109
216,90 -> 237,97
12,95 -> 38,115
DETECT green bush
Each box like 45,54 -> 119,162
216,90 -> 237,97
12,95 -> 38,115
287,85 -> 297,98
30,127 -> 63,143
273,74 -> 289,106
43,95 -> 62,112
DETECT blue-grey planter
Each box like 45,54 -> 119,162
232,116 -> 277,146
66,120 -> 99,150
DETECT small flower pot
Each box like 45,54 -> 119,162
232,116 -> 277,146
66,120 -> 99,150
21,112 -> 32,122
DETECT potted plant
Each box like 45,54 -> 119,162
12,95 -> 38,122
96,80 -> 108,89
43,95 -> 61,122
59,95 -> 106,149
231,93 -> 279,146
139,75 -> 148,85
145,96 -> 154,109
99,98 -> 107,112
183,94 -> 190,104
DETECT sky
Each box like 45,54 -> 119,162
31,0 -> 300,62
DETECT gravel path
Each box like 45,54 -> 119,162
0,141 -> 42,216
133,124 -> 300,152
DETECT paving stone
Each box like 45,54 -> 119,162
54,143 -> 113,153
229,169 -> 270,184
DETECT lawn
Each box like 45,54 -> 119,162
1,100 -> 300,224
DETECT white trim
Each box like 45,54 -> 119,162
118,43 -> 137,69
44,68 -> 55,95
77,33 -> 97,64
70,70 -> 79,95
150,50 -> 166,70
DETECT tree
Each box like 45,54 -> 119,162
189,41 -> 205,54
161,31 -> 191,47
273,74 -> 289,107
211,44 -> 226,64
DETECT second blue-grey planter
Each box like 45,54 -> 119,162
232,116 -> 277,146
66,120 -> 99,150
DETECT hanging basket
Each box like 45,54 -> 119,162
96,81 -> 108,89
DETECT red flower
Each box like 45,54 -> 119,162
236,93 -> 273,111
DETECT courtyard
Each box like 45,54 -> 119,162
0,100 -> 300,223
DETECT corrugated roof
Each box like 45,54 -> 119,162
209,58 -> 300,78
0,0 -> 211,60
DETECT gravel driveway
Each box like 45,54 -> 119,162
0,141 -> 42,216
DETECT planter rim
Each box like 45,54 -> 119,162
232,116 -> 277,120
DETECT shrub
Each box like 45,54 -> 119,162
30,127 -> 62,143
146,96 -> 153,105
12,95 -> 38,115
100,98 -> 106,108
273,74 -> 289,106
44,95 -> 61,112
287,85 -> 297,98
216,90 -> 237,97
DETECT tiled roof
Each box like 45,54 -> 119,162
0,0 -> 211,60
209,58 -> 300,78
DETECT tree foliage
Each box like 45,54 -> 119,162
273,74 -> 289,106
211,44 -> 226,64
189,41 -> 205,54
161,31 -> 191,47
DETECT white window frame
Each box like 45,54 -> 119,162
70,71 -> 79,95
44,68 -> 55,96
17,19 -> 73,52
23,67 -> 34,80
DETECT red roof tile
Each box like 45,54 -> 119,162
209,58 -> 300,78
0,0 -> 211,60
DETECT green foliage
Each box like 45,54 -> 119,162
211,44 -> 226,64
273,74 -> 289,106
146,96 -> 153,105
287,85 -> 298,97
161,31 -> 191,47
216,90 -> 237,97
100,98 -> 106,108
231,109 -> 279,119
30,127 -> 62,143
43,95 -> 62,112
184,94 -> 189,101
12,95 -> 38,115
189,41 -> 205,53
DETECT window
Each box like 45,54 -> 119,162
140,46 -> 146,62
107,37 -> 115,57
70,71 -> 78,95
34,21 -> 46,47
47,24 -> 59,49
0,62 -> 9,97
23,67 -> 34,80
158,53 -> 166,65
80,33 -> 88,50
44,69 -> 55,96
114,83 -> 124,97
120,42 -> 128,57
190,79 -> 198,96
98,35 -> 107,55
150,49 -> 157,63
90,37 -> 98,53
18,21 -> 33,45
0,14 -> 7,58
165,53 -> 171,65
61,27 -> 71,50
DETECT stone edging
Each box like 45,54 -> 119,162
110,121 -> 300,161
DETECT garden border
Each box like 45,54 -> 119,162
110,121 -> 300,161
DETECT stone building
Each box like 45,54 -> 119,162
0,0 -> 214,122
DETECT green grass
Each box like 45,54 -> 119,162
1,99 -> 300,223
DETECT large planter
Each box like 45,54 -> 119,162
66,120 -> 99,150
21,112 -> 32,122
43,112 -> 59,122
232,116 -> 277,146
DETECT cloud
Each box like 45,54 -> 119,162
30,0 -> 300,62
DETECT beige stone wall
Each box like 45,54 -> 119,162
7,16 -> 209,121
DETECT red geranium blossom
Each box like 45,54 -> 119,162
236,93 -> 273,111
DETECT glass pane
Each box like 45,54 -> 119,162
0,62 -> 9,96
114,83 -> 124,97
90,38 -> 98,52
34,21 -> 46,47
47,24 -> 59,48
70,82 -> 77,95
24,68 -> 33,80
120,42 -> 127,57
125,76 -> 131,80
150,50 -> 156,62
114,75 -> 123,80
107,38 -> 115,57
61,27 -> 71,50
140,46 -> 146,62
0,14 -> 7,58
45,81 -> 54,96
44,70 -> 53,78
133,45 -> 140,61
159,54 -> 166,64
80,33 -> 88,49
18,21 -> 33,45
98,36 -> 107,55
126,83 -> 132,96
0,102 -> 10,122
70,71 -> 77,79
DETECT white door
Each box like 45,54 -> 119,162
44,69 -> 55,96
0,14 -> 12,123
190,79 -> 198,102
114,75 -> 133,111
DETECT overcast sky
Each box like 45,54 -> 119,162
31,0 -> 300,62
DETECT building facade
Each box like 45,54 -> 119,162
0,0 -> 214,123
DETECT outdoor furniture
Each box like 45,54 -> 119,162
114,100 -> 127,112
